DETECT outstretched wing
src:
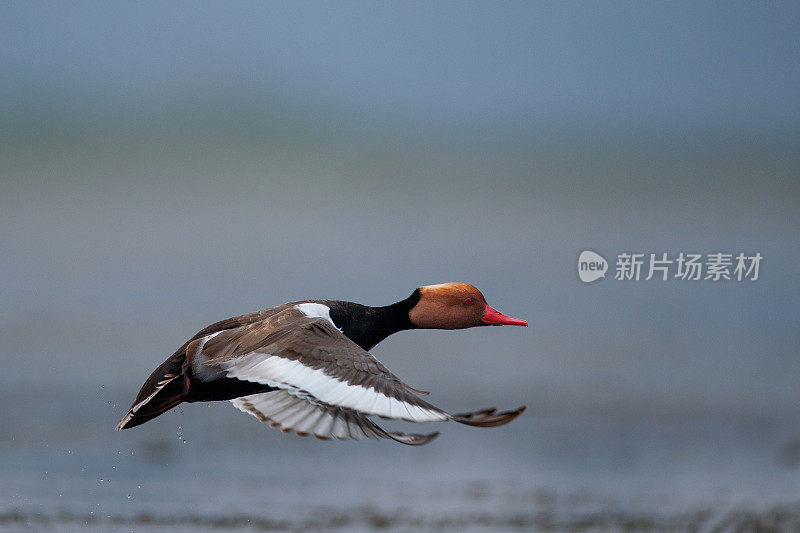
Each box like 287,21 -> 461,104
199,307 -> 449,423
196,307 -> 525,444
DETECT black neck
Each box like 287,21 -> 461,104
326,289 -> 420,351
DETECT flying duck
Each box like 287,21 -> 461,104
116,283 -> 527,445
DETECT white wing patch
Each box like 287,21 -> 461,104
294,303 -> 341,331
231,390 -> 384,440
218,354 -> 447,423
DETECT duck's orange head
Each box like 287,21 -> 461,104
408,282 -> 528,329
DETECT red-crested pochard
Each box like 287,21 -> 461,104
117,283 -> 527,445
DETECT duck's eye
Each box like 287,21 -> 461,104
464,297 -> 473,305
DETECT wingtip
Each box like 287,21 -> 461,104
403,383 -> 431,396
387,430 -> 440,446
451,405 -> 527,428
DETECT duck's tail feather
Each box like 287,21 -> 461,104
450,405 -> 526,428
116,375 -> 184,429
116,363 -> 187,430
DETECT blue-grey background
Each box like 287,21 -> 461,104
2,2 -> 799,530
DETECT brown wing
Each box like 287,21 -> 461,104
200,308 -> 449,422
